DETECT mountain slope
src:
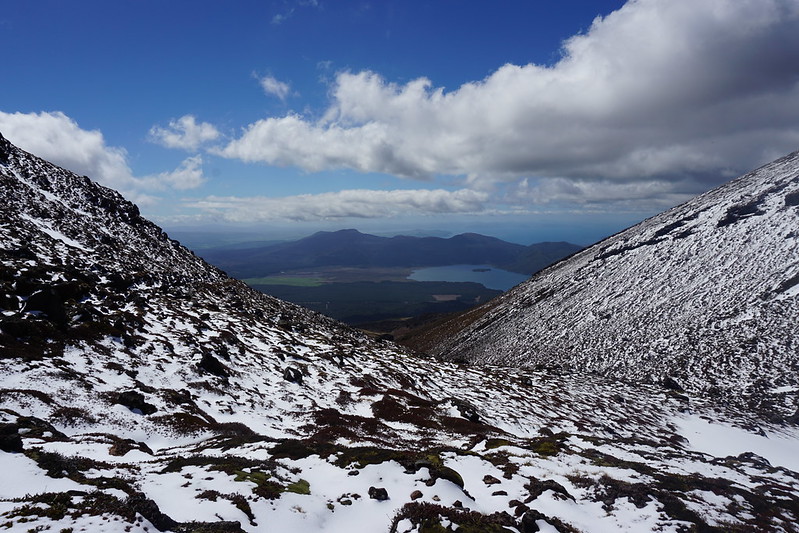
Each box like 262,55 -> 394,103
2,133 -> 799,532
431,150 -> 799,418
197,229 -> 580,279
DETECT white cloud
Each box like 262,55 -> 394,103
143,154 -> 207,191
512,177 -> 693,211
149,115 -> 220,151
0,111 -> 208,204
220,0 -> 799,204
182,188 -> 488,222
0,110 -> 135,189
258,75 -> 292,101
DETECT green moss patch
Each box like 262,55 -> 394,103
286,479 -> 311,495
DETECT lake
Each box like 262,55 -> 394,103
407,264 -> 529,291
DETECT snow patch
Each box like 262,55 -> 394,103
677,414 -> 799,472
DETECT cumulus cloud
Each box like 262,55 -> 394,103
220,0 -> 799,203
0,110 -> 136,189
149,115 -> 220,151
143,155 -> 207,191
0,111 -> 208,204
258,75 -> 292,101
182,188 -> 488,222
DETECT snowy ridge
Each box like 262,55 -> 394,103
2,132 -> 799,532
432,150 -> 799,418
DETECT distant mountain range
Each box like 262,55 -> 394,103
196,228 -> 582,279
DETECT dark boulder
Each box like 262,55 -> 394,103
736,451 -> 771,468
520,509 -> 548,533
23,287 -> 68,325
0,292 -> 18,311
198,352 -> 229,378
125,493 -> 179,532
0,423 -> 24,453
16,416 -> 67,441
524,477 -> 575,502
368,486 -> 389,501
8,246 -> 37,260
106,273 -> 135,291
662,376 -> 684,392
109,438 -> 154,457
113,390 -> 158,415
283,367 -> 303,384
52,280 -> 91,301
0,315 -> 58,340
447,398 -> 481,423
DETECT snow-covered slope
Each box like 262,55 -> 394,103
432,151 -> 799,418
2,132 -> 799,532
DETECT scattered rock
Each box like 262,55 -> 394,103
109,438 -> 154,457
125,492 -> 179,532
0,423 -> 23,453
23,287 -> 68,325
492,490 -> 508,496
15,416 -> 67,441
113,390 -> 158,415
283,366 -> 303,384
520,509 -> 548,533
737,451 -> 771,468
0,292 -> 18,311
198,352 -> 229,378
662,376 -> 684,392
446,398 -> 481,423
538,427 -> 554,437
368,486 -> 389,501
483,474 -> 502,486
513,504 -> 530,517
410,490 -> 423,500
525,477 -> 575,502
452,500 -> 463,508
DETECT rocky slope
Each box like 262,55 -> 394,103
430,150 -> 799,419
2,132 -> 799,532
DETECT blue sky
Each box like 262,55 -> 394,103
2,0 -> 799,245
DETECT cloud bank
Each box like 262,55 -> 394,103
183,188 -> 488,222
220,0 -> 799,198
0,111 -> 207,205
